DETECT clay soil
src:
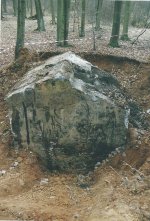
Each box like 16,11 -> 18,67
0,50 -> 149,221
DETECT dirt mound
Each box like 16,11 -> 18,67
0,51 -> 150,221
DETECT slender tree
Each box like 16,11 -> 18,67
57,0 -> 71,46
72,0 -> 77,32
13,0 -> 18,16
1,1 -> 2,20
79,0 -> 86,37
109,0 -> 122,47
64,0 -> 71,43
57,0 -> 64,46
34,0 -> 45,31
26,0 -> 30,14
15,0 -> 26,59
95,0 -> 103,31
2,0 -> 7,13
49,0 -> 55,25
121,0 -> 131,41
30,0 -> 33,17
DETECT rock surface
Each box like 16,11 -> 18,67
6,52 -> 129,172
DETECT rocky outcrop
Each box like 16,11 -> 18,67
6,52 -> 129,172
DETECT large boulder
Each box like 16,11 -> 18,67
6,52 -> 129,172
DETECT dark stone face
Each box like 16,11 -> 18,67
12,108 -> 22,146
6,52 -> 128,172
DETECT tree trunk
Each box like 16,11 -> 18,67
30,0 -> 33,17
121,1 -> 131,41
26,0 -> 30,14
57,0 -> 70,46
57,0 -> 64,46
50,0 -> 55,25
109,0 -> 122,47
34,0 -> 45,31
13,0 -> 18,16
1,2 -> 3,19
72,0 -> 77,32
15,0 -> 26,59
64,0 -> 71,45
79,0 -> 86,37
2,0 -> 7,13
95,0 -> 103,31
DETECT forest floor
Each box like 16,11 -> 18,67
0,15 -> 150,221
1,15 -> 150,66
